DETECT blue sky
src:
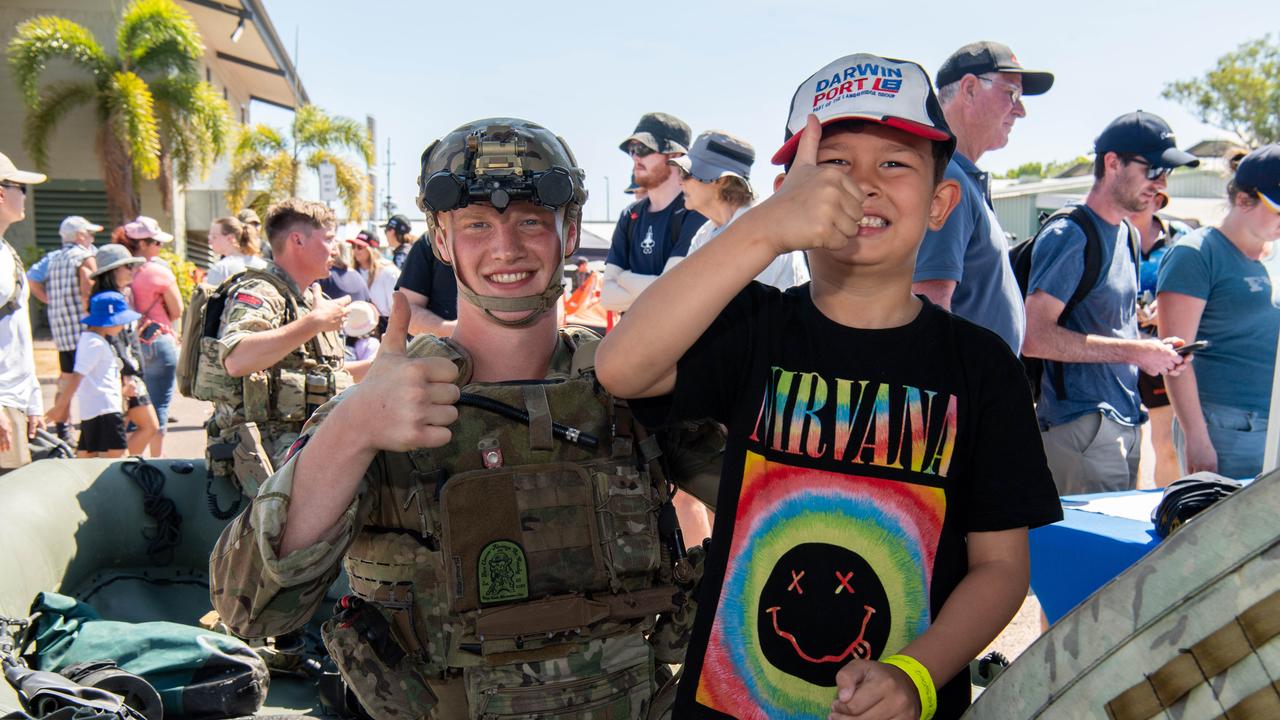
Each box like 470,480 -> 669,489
252,0 -> 1280,223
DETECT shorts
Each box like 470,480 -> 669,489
58,350 -> 76,373
77,413 -> 127,453
0,405 -> 32,469
1138,370 -> 1170,409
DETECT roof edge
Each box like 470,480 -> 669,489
241,0 -> 308,106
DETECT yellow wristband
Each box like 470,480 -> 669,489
880,654 -> 937,720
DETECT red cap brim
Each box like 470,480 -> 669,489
771,115 -> 951,165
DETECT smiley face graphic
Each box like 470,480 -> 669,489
756,542 -> 891,686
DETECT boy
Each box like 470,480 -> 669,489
47,291 -> 139,458
596,53 -> 1063,720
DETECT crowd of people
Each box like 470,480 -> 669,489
0,36 -> 1278,720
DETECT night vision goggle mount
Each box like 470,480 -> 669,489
419,131 -> 576,214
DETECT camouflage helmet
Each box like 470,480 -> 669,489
416,118 -> 587,327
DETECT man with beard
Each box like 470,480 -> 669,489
1022,111 -> 1195,494
602,112 -> 707,312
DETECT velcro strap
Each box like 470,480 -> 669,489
347,555 -> 418,584
522,384 -> 554,452
475,595 -> 610,638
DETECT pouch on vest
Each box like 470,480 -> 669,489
242,371 -> 270,423
192,337 -> 240,404
320,599 -> 436,720
275,369 -> 307,422
230,422 -> 274,498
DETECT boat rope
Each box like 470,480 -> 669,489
122,457 -> 183,566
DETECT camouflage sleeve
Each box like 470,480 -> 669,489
209,395 -> 375,638
216,278 -> 288,360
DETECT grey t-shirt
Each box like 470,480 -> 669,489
1029,203 -> 1143,428
914,152 -> 1025,353
1158,227 -> 1280,414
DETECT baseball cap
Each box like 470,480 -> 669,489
347,229 -> 380,248
0,152 -> 47,185
619,112 -> 691,155
936,41 -> 1054,96
623,172 -> 640,194
384,214 -> 411,235
123,216 -> 174,243
671,131 -> 755,182
1234,143 -> 1280,213
81,290 -> 141,328
59,215 -> 104,239
236,208 -> 261,226
773,53 -> 955,166
90,244 -> 144,277
1095,111 -> 1200,170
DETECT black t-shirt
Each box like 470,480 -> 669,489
637,284 -> 1061,720
605,195 -> 706,275
395,238 -> 458,321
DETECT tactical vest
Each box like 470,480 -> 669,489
193,268 -> 348,414
325,330 -> 681,719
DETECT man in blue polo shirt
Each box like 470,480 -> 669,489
1023,111 -> 1194,494
914,41 -> 1052,353
602,112 -> 706,312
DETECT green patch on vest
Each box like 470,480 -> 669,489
477,540 -> 529,605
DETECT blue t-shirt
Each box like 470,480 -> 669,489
606,195 -> 706,276
914,153 -> 1025,353
1029,203 -> 1143,428
1157,227 -> 1280,414
26,251 -> 53,283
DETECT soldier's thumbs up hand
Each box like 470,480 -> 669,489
357,291 -> 459,451
308,284 -> 352,333
742,114 -> 865,255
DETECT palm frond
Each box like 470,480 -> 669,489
293,105 -> 373,165
225,154 -> 269,212
234,123 -> 288,158
107,70 -> 161,180
7,16 -> 111,107
22,81 -> 96,171
266,152 -> 299,199
307,151 -> 371,221
153,76 -> 232,183
117,0 -> 203,77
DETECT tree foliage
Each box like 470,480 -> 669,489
999,156 -> 1092,180
7,0 -> 232,223
227,105 -> 374,221
1163,35 -> 1280,148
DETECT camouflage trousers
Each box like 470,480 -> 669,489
326,624 -> 658,720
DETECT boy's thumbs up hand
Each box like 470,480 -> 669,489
745,114 -> 866,254
351,291 -> 460,452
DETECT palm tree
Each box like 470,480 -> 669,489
228,105 -> 374,222
7,0 -> 232,224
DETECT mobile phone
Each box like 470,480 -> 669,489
1176,340 -> 1209,356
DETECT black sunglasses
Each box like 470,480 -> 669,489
0,182 -> 28,194
627,143 -> 657,158
1123,155 -> 1173,181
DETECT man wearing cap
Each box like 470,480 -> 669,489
0,152 -> 48,473
1023,111 -> 1195,494
913,41 -> 1053,353
676,129 -> 809,291
384,214 -> 413,269
601,112 -> 707,313
393,214 -> 460,336
45,215 -> 103,441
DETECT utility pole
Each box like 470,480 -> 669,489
603,176 -> 611,221
383,138 -> 396,220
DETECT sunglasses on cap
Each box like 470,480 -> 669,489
1123,155 -> 1174,181
627,143 -> 657,158
0,182 -> 28,194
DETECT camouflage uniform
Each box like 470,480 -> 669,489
210,329 -> 705,719
203,263 -> 351,493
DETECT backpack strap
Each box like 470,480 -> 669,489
1045,205 -> 1105,400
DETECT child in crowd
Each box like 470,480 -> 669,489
597,53 -> 1063,719
46,290 -> 140,458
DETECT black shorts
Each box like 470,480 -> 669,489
58,350 -> 76,373
78,413 -> 127,452
1139,370 -> 1170,409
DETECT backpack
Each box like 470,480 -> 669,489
1008,205 -> 1139,402
175,269 -> 294,400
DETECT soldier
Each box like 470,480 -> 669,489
209,119 -> 710,719
199,199 -> 367,495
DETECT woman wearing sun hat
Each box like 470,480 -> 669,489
123,216 -> 183,456
1158,144 -> 1280,479
89,244 -> 159,455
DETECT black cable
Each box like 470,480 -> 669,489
121,458 -> 183,564
206,471 -> 242,520
457,392 -> 598,449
